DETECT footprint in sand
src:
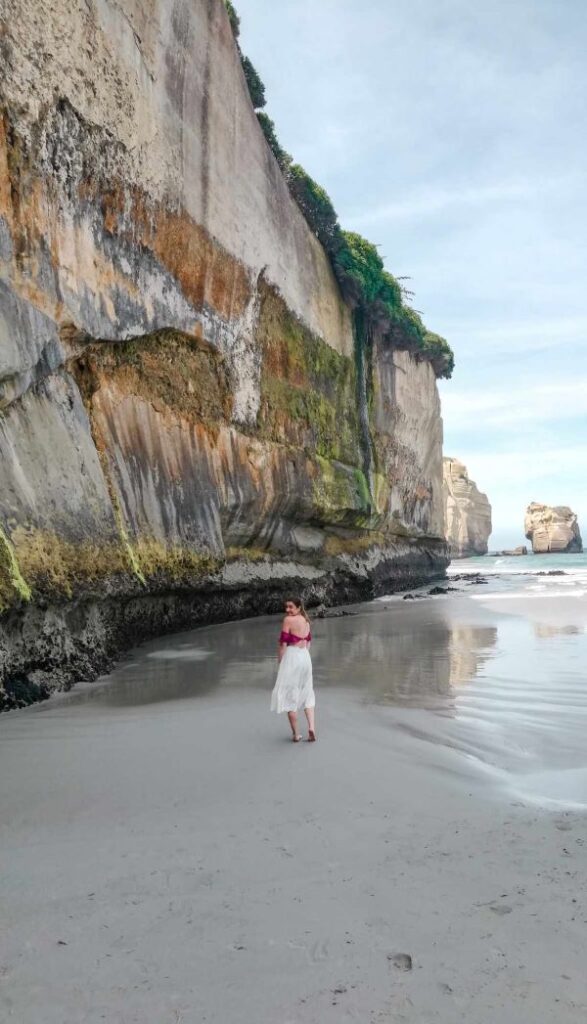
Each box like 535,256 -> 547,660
388,952 -> 413,971
438,981 -> 454,994
310,938 -> 329,962
554,819 -> 573,832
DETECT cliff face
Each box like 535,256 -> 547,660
524,504 -> 583,554
0,0 -> 449,707
443,458 -> 492,557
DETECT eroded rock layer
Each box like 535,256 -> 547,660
0,0 -> 448,707
443,458 -> 492,557
524,504 -> 583,554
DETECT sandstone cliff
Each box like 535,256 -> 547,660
0,0 -> 449,708
443,458 -> 492,557
524,504 -> 583,554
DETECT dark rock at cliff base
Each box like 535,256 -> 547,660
429,586 -> 449,595
451,572 -> 484,582
490,546 -> 528,556
449,573 -> 489,585
535,570 -> 567,576
314,605 -> 357,619
0,674 -> 52,712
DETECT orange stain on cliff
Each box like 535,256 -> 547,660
99,183 -> 251,322
0,113 -> 13,227
4,107 -> 250,343
415,485 -> 432,501
148,206 -> 251,321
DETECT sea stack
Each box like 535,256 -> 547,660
524,503 -> 583,554
443,458 -> 492,557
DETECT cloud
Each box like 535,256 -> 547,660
438,316 -> 587,356
345,177 -> 572,228
458,446 -> 587,485
442,379 -> 587,431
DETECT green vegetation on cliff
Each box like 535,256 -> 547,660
224,1 -> 240,39
335,233 -> 455,378
287,164 -> 341,252
0,526 -> 32,612
256,112 -> 292,173
225,0 -> 454,380
224,0 -> 266,110
241,55 -> 266,109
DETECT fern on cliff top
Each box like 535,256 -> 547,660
334,232 -> 401,312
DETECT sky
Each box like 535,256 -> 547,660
238,0 -> 587,548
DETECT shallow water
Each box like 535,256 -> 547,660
51,554 -> 587,809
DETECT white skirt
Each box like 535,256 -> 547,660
270,646 -> 315,714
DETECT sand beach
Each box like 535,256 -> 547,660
1,562 -> 587,1022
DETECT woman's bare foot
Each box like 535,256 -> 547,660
292,734 -> 302,743
307,729 -> 316,742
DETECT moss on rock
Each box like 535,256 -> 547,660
9,527 -> 129,599
323,531 -> 386,558
256,283 -> 361,465
0,526 -> 32,612
73,329 -> 232,427
5,526 -> 222,604
311,456 -> 373,527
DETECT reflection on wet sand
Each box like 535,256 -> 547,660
68,643 -> 221,707
46,587 -> 587,807
449,626 -> 499,686
300,605 -> 498,711
65,603 -> 499,712
534,622 -> 584,639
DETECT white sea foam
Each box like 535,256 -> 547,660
469,589 -> 587,600
146,648 -> 212,661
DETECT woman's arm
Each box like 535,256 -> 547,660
277,616 -> 291,663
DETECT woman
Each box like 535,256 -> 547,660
270,597 -> 316,742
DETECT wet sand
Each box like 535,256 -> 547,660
1,589 -> 587,1022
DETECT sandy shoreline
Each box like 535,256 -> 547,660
1,589 -> 587,1022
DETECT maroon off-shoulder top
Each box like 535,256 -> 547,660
279,629 -> 312,646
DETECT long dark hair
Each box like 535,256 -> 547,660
286,596 -> 310,623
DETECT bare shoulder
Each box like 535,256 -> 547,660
282,615 -> 294,630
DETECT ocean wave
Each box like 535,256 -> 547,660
469,589 -> 587,601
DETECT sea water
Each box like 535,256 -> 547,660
425,552 -> 587,807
